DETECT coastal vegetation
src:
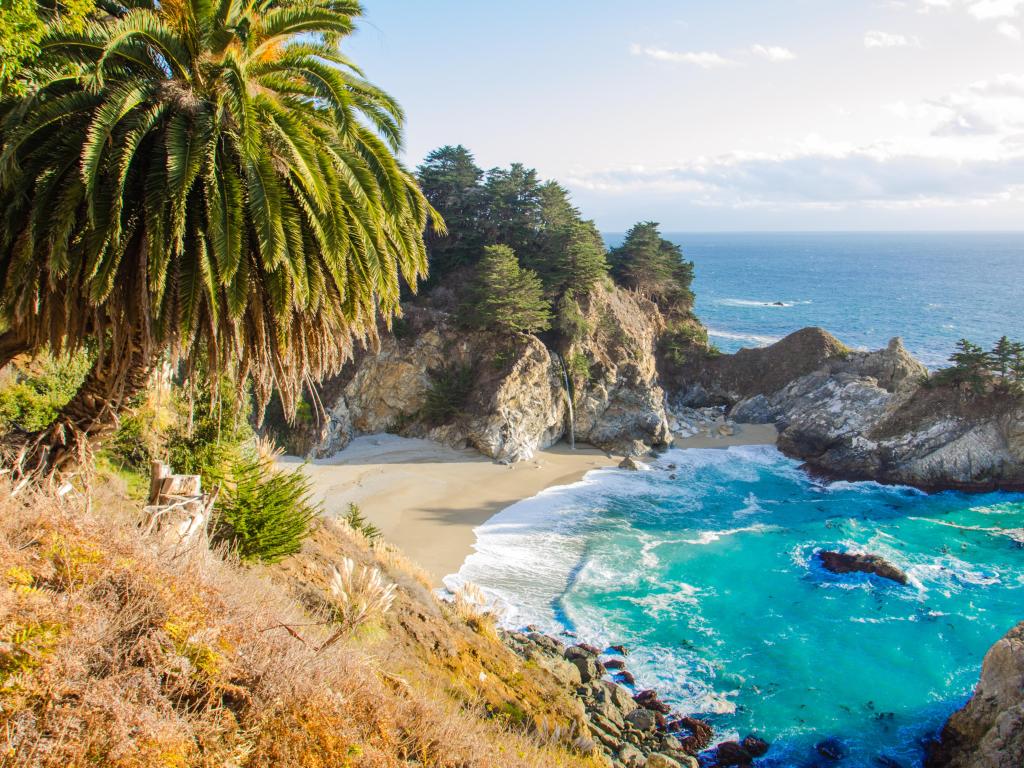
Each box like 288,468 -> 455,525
0,0 -> 438,476
930,336 -> 1024,394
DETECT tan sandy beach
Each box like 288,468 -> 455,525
284,422 -> 778,584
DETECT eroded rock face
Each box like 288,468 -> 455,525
691,330 -> 1024,492
926,622 -> 1024,768
571,283 -> 672,453
284,284 -> 672,463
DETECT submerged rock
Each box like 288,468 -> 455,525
926,621 -> 1024,768
818,550 -> 909,585
816,737 -> 849,760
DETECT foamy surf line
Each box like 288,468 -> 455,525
706,327 -> 782,346
714,298 -> 813,308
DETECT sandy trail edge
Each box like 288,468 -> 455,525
282,423 -> 778,584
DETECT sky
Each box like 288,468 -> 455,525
346,1 -> 1024,231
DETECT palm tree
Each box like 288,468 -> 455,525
0,0 -> 440,475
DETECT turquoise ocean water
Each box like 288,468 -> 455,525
611,232 -> 1024,367
451,234 -> 1024,766
450,449 -> 1024,766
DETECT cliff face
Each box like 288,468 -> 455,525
926,622 -> 1024,768
275,282 -> 671,462
680,328 -> 1024,492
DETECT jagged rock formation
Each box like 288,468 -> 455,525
504,631 -> 703,768
926,622 -> 1024,768
269,283 -> 671,462
817,550 -> 909,585
676,327 -> 1024,492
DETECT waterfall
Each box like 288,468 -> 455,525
556,354 -> 576,450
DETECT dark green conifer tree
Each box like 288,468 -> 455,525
465,245 -> 551,334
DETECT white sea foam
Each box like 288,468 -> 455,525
706,327 -> 783,346
680,523 -> 780,546
714,298 -> 812,308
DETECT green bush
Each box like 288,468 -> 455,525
0,351 -> 92,432
422,364 -> 474,425
659,319 -> 710,366
567,352 -> 592,383
211,452 -> 320,564
167,376 -> 254,485
343,502 -> 381,541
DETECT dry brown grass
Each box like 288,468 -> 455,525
0,480 -> 603,768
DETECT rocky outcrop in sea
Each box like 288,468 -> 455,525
926,622 -> 1024,768
680,327 -> 1024,492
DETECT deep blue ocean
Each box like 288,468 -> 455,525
450,233 -> 1024,767
611,231 -> 1024,368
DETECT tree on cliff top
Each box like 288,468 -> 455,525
417,145 -> 486,277
609,222 -> 694,313
416,151 -> 609,301
464,245 -> 551,335
0,0 -> 440,476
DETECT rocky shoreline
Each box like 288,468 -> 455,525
502,629 -> 771,768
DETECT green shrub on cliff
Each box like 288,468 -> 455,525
930,336 -> 1024,394
609,222 -> 694,313
463,245 -> 552,335
211,450 -> 320,564
422,364 -> 475,425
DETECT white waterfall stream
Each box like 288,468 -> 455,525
555,354 -> 575,449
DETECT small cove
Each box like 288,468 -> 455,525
450,445 -> 1024,766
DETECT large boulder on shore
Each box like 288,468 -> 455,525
817,551 -> 909,585
926,622 -> 1024,768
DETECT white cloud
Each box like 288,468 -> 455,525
918,0 -> 954,10
629,44 -> 736,69
966,0 -> 1024,20
864,30 -> 922,47
997,20 -> 1022,37
968,73 -> 1024,96
566,149 -> 1024,211
751,44 -> 796,61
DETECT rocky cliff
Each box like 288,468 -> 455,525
269,282 -> 671,462
678,328 -> 1024,492
926,622 -> 1024,768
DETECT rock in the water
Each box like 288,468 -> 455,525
816,737 -> 849,760
619,455 -> 641,470
714,740 -> 754,765
741,735 -> 770,757
605,659 -> 626,671
926,621 -> 1024,768
818,550 -> 908,585
634,689 -> 672,714
669,716 -> 714,754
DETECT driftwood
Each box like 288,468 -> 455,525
142,460 -> 218,553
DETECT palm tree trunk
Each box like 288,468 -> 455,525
0,329 -> 28,370
9,330 -> 158,478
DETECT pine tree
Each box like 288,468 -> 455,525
417,146 -> 487,277
609,222 -> 694,314
990,336 -> 1015,378
949,339 -> 990,391
466,245 -> 552,334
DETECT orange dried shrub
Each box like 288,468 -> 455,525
0,481 -> 601,768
